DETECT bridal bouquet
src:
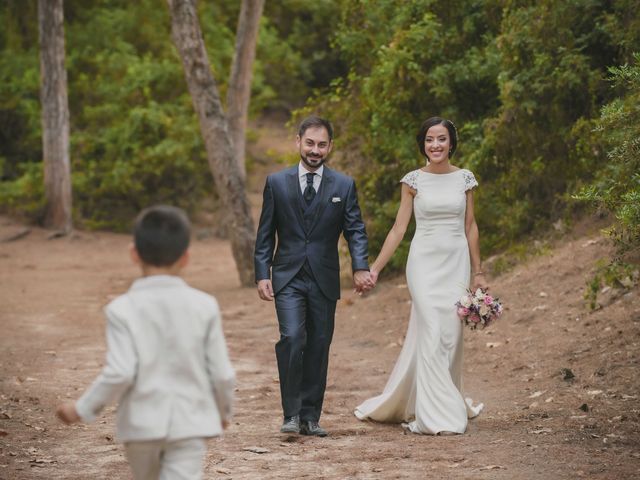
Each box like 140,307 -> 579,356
456,288 -> 503,329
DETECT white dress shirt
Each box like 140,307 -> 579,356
298,163 -> 323,194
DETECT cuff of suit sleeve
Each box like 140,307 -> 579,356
214,377 -> 236,422
352,263 -> 370,272
254,265 -> 271,283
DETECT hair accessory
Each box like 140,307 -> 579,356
448,120 -> 459,142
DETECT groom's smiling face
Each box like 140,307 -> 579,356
296,126 -> 332,171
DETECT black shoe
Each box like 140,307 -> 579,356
300,420 -> 328,437
280,415 -> 300,434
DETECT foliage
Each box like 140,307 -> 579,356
260,0 -> 346,111
574,53 -> 640,258
302,0 -> 503,270
304,0 -> 640,271
0,162 -> 45,219
0,2 -> 208,228
584,259 -> 639,310
469,0 -> 623,251
1,0 -> 640,248
0,0 -> 329,229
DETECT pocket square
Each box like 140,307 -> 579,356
331,197 -> 341,203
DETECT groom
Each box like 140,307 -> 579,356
254,116 -> 372,437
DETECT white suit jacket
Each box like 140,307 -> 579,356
75,275 -> 235,442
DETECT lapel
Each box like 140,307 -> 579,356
307,167 -> 335,236
286,167 -> 306,231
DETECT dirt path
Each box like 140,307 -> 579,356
1,213 -> 639,479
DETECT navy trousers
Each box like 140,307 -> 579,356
274,266 -> 337,422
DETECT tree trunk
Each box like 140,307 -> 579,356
226,0 -> 265,179
167,0 -> 255,286
38,0 -> 72,232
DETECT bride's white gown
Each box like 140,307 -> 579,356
355,168 -> 483,434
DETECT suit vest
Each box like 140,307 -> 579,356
298,176 -> 324,232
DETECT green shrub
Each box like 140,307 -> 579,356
0,0 -> 339,229
575,54 -> 640,258
584,259 -> 639,310
304,0 -> 638,270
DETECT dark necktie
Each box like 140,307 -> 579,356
303,172 -> 316,205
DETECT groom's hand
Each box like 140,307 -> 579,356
353,270 -> 374,295
257,279 -> 274,301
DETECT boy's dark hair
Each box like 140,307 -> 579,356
133,205 -> 191,266
298,115 -> 334,141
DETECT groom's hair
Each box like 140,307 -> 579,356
133,205 -> 191,266
416,117 -> 458,158
298,115 -> 334,141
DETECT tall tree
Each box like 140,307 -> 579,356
38,0 -> 72,232
167,0 -> 255,286
226,0 -> 265,179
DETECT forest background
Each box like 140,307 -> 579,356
1,0 -> 639,278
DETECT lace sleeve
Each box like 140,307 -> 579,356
462,170 -> 478,191
400,170 -> 419,191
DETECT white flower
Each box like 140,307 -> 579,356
479,304 -> 490,316
475,288 -> 484,299
460,295 -> 472,308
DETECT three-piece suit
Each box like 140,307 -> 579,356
254,164 -> 369,422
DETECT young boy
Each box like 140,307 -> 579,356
56,205 -> 235,480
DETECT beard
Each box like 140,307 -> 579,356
300,153 -> 326,170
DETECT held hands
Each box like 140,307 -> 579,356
369,269 -> 379,286
353,270 -> 376,295
56,402 -> 81,425
257,279 -> 274,301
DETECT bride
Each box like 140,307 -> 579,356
355,117 -> 486,435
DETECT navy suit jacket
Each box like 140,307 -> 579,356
254,165 -> 369,301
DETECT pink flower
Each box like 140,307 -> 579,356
458,288 -> 503,329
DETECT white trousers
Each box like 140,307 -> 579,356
124,437 -> 207,480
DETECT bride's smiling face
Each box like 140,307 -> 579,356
424,124 -> 450,164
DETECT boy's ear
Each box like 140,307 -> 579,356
129,243 -> 142,266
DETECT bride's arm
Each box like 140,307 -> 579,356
370,184 -> 415,281
464,191 -> 488,289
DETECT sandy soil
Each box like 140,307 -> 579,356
1,210 -> 639,479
